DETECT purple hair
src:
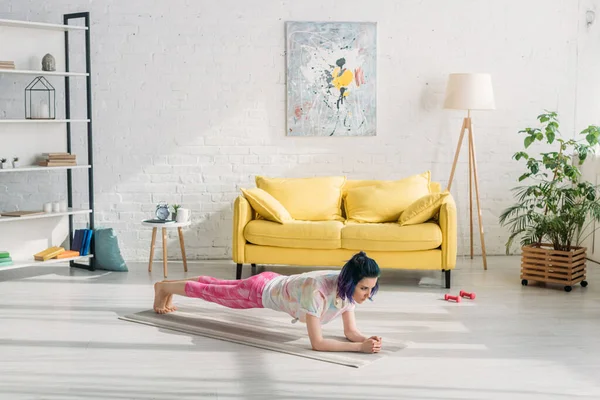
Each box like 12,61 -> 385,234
337,251 -> 380,303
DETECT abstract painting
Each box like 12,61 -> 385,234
286,21 -> 377,137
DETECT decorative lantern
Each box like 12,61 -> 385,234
25,76 -> 55,119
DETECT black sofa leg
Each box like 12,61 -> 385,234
251,263 -> 257,275
236,263 -> 243,280
444,270 -> 451,289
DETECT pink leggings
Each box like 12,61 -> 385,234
184,271 -> 280,309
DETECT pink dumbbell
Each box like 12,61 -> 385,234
444,294 -> 461,303
459,290 -> 476,300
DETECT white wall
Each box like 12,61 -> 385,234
1,0 -> 600,262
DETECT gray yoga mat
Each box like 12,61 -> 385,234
119,303 -> 408,368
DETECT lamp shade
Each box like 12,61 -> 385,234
443,73 -> 495,110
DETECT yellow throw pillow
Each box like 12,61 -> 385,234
255,176 -> 346,221
344,172 -> 431,223
241,188 -> 293,224
399,191 -> 450,226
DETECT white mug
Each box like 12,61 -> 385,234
52,202 -> 60,212
176,208 -> 191,223
43,202 -> 52,213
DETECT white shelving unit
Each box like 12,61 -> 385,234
0,165 -> 91,173
0,13 -> 95,270
0,18 -> 87,31
0,255 -> 94,272
0,119 -> 90,124
0,208 -> 92,223
0,69 -> 88,77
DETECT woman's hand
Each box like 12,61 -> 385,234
368,335 -> 382,344
360,337 -> 382,353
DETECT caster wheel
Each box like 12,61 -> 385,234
581,281 -> 588,288
521,279 -> 528,286
564,286 -> 572,292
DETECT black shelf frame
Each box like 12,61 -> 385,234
64,12 -> 95,271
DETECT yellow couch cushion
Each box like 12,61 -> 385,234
341,221 -> 442,251
244,220 -> 343,249
244,245 -> 444,270
241,188 -> 293,224
344,172 -> 431,223
255,176 -> 346,221
430,182 -> 442,193
343,177 -> 439,196
343,179 -> 391,196
399,191 -> 450,226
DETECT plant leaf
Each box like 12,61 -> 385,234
524,136 -> 535,148
514,151 -> 529,161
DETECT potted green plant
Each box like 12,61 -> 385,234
499,111 -> 600,291
12,157 -> 19,168
0,158 -> 6,169
171,204 -> 181,221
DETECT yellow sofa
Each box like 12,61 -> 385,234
232,174 -> 457,288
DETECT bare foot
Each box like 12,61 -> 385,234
153,282 -> 173,314
165,293 -> 177,312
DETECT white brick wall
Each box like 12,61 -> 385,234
2,0 -> 600,261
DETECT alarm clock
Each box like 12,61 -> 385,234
155,201 -> 170,220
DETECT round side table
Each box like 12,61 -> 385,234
142,220 -> 191,278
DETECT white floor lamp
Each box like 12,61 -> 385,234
443,73 -> 495,270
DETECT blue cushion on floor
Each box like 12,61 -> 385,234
94,227 -> 128,272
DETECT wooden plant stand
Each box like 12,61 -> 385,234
521,244 -> 589,292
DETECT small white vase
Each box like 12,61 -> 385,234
12,161 -> 19,168
0,163 -> 6,169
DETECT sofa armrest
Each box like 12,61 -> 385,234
439,194 -> 457,270
232,195 -> 253,264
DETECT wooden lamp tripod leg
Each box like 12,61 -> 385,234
468,124 -> 488,270
468,121 -> 474,259
447,114 -> 488,271
446,118 -> 468,191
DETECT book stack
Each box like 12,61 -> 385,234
73,228 -> 93,256
34,246 -> 65,261
38,152 -> 77,167
31,229 -> 92,262
0,61 -> 15,70
0,210 -> 45,218
33,247 -> 81,261
0,251 -> 13,267
56,250 -> 81,259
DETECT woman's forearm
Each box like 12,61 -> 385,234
345,330 -> 367,343
313,338 -> 362,352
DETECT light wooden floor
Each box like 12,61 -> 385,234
0,256 -> 599,399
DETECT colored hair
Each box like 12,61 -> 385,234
337,251 -> 380,303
